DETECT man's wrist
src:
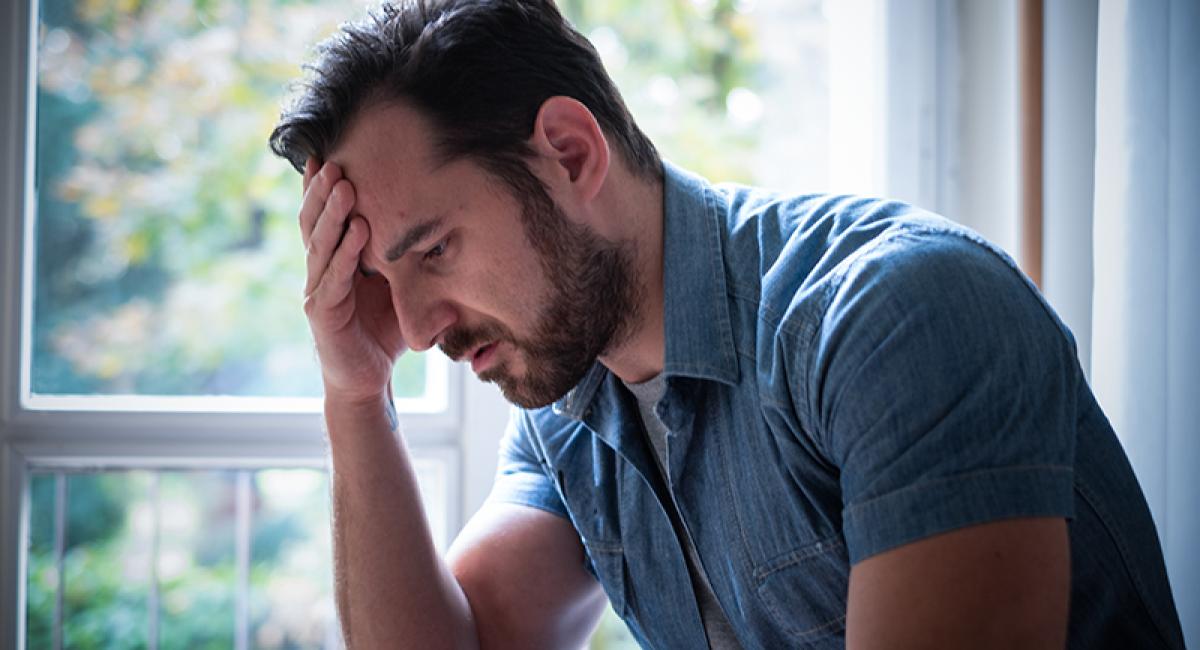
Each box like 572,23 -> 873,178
324,388 -> 397,432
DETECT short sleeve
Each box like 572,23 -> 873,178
811,230 -> 1079,564
484,407 -> 570,519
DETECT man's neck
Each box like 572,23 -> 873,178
596,167 -> 666,384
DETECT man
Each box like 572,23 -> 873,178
268,1 -> 1185,648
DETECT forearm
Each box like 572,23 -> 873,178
326,392 -> 478,649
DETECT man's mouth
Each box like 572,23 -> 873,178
470,342 -> 499,374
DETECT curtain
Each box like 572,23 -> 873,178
1091,0 -> 1199,643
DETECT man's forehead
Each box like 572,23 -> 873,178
327,108 -> 435,221
332,100 -> 437,168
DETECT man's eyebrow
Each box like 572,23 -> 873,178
385,216 -> 445,263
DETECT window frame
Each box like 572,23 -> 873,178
2,0 -> 34,642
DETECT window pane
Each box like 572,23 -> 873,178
25,463 -> 449,647
250,469 -> 336,647
63,471 -> 155,650
26,473 -> 57,650
157,471 -> 237,649
29,0 -> 435,403
560,0 -> 829,193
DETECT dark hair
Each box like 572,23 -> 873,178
268,0 -> 661,189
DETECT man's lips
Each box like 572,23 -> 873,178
470,342 -> 499,374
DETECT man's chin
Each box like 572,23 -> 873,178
482,366 -> 578,410
488,376 -> 561,409
499,386 -> 560,410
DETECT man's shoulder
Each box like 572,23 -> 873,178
712,185 -> 1002,332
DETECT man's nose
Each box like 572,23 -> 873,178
390,283 -> 456,353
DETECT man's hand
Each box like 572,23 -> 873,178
300,157 -> 478,648
299,157 -> 406,404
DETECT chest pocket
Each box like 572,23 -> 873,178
582,537 -> 630,616
752,534 -> 849,643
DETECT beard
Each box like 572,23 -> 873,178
439,171 -> 642,409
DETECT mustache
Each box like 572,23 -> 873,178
439,321 -> 511,360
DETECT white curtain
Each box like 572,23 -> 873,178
1092,0 -> 1199,643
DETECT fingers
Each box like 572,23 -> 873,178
305,178 -> 357,297
299,161 -> 342,246
307,216 -> 370,315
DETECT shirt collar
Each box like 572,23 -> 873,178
553,161 -> 740,421
658,161 -> 739,385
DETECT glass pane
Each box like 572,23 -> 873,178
26,473 -> 57,650
25,461 -> 450,647
560,0 -> 829,193
62,471 -> 155,650
412,458 -> 450,552
157,471 -> 237,649
29,0 -> 434,403
249,469 -> 335,648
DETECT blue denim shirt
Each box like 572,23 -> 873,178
488,163 -> 1184,649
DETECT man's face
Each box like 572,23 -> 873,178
330,101 -> 639,408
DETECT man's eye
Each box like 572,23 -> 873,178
423,241 -> 447,261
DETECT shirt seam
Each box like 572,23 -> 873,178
844,464 -> 1074,516
1074,476 -> 1177,647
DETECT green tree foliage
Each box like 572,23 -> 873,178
32,0 -> 763,401
34,0 -> 426,398
27,470 -> 335,649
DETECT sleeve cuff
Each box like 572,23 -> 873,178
485,470 -> 570,519
842,465 -> 1075,564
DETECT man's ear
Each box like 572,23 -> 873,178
529,96 -> 610,204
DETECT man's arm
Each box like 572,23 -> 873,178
326,394 -> 476,648
846,517 -> 1069,649
448,504 -> 609,649
326,395 -> 606,649
797,234 -> 1082,647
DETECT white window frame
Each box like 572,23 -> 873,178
1,0 -> 35,642
827,0 -> 959,215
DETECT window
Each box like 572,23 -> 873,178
26,469 -> 334,648
1,0 -> 948,647
4,1 -> 466,645
25,463 -> 450,649
25,0 -> 445,412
